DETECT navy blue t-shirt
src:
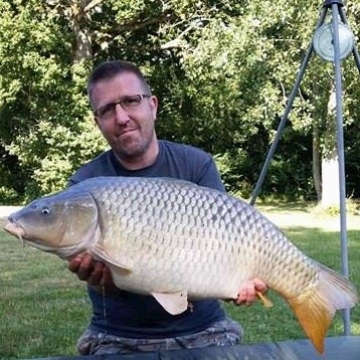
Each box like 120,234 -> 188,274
69,140 -> 227,338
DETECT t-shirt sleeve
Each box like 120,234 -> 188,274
67,151 -> 113,187
68,166 -> 94,187
191,152 -> 225,192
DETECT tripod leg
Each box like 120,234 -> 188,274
338,6 -> 360,72
249,8 -> 328,206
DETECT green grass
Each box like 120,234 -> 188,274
0,207 -> 360,359
0,218 -> 91,359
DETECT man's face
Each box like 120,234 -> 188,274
91,72 -> 158,160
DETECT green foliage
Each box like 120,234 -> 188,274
7,116 -> 106,198
0,0 -> 102,200
0,147 -> 26,204
0,0 -> 360,203
0,186 -> 18,204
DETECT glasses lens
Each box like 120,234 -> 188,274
94,94 -> 150,119
95,104 -> 113,119
121,95 -> 143,110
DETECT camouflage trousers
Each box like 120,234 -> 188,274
77,318 -> 243,355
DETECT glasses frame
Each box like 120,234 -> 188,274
94,94 -> 151,120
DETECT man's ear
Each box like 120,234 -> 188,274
150,95 -> 158,119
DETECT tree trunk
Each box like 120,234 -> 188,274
69,1 -> 93,64
312,122 -> 321,202
321,87 -> 340,208
321,155 -> 340,207
64,0 -> 96,85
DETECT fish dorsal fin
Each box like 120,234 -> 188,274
151,291 -> 188,315
90,243 -> 133,275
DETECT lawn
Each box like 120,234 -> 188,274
0,205 -> 359,359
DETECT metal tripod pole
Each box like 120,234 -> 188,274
249,0 -> 360,335
331,0 -> 349,335
336,0 -> 360,335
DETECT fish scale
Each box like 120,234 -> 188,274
3,176 -> 358,354
91,180 -> 252,296
86,178 -> 330,295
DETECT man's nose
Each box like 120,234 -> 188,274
114,103 -> 130,124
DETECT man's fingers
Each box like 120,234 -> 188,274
75,253 -> 95,281
68,254 -> 85,273
235,284 -> 255,305
101,266 -> 113,287
67,253 -> 114,289
253,277 -> 268,293
88,261 -> 105,286
234,278 -> 267,306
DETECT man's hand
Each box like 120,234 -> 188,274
234,278 -> 269,306
68,253 -> 113,288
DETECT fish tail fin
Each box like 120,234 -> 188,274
288,263 -> 358,354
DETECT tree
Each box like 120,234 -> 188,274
0,0 -> 359,204
0,0 -> 248,199
0,0 -> 106,199
174,0 -> 360,202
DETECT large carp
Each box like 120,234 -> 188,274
4,176 -> 358,353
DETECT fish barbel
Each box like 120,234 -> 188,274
3,176 -> 358,353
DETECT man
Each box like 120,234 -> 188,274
68,60 -> 267,355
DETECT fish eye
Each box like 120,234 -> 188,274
41,207 -> 50,215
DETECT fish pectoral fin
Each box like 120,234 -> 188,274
151,291 -> 188,315
90,244 -> 133,274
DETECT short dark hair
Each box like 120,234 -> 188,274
87,60 -> 151,103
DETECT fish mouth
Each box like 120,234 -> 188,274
4,218 -> 68,255
4,218 -> 26,245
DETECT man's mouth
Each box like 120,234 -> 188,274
118,128 -> 138,137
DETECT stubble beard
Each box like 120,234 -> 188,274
113,131 -> 156,162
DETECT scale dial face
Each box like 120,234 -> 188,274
313,22 -> 354,62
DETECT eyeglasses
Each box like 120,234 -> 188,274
94,94 -> 151,120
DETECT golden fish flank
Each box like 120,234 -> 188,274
4,176 -> 358,354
